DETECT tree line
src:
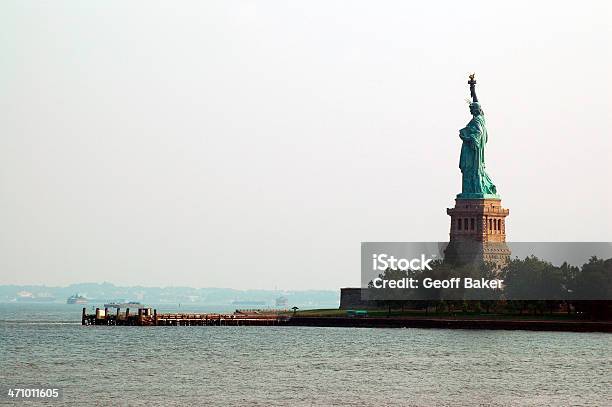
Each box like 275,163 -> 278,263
367,256 -> 612,319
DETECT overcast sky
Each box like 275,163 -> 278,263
1,1 -> 610,289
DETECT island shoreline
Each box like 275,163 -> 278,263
286,316 -> 612,333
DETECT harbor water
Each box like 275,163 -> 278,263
1,304 -> 610,406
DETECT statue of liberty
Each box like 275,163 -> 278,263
457,74 -> 499,199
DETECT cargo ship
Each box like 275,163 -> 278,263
15,291 -> 55,303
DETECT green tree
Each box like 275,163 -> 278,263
573,257 -> 612,319
501,256 -> 566,315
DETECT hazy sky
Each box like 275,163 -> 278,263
1,1 -> 610,289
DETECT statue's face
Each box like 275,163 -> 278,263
469,106 -> 479,116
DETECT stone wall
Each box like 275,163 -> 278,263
339,288 -> 379,309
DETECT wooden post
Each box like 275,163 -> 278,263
104,308 -> 109,325
153,309 -> 157,326
82,307 -> 86,325
116,308 -> 120,325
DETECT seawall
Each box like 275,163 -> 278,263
287,316 -> 612,333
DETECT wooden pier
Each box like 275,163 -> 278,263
81,308 -> 612,332
81,307 -> 289,326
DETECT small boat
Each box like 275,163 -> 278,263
275,296 -> 288,307
104,301 -> 144,309
67,294 -> 88,304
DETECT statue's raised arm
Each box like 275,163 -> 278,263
468,73 -> 478,103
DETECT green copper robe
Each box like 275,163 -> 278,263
458,113 -> 498,198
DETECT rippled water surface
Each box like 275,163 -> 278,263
1,304 -> 610,406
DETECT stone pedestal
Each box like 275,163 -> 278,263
444,198 -> 511,267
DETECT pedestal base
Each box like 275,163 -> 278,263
445,198 -> 511,267
444,240 -> 511,267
